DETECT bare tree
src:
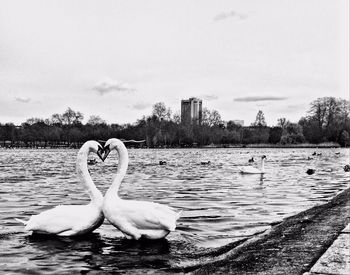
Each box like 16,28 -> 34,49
252,110 -> 267,127
61,107 -> 84,125
277,117 -> 288,129
152,102 -> 171,120
209,110 -> 222,126
87,115 -> 106,125
308,97 -> 349,132
202,108 -> 222,127
172,111 -> 181,124
50,113 -> 63,125
201,107 -> 211,126
50,108 -> 84,125
25,117 -> 45,125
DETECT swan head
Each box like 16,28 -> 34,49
101,138 -> 125,161
84,140 -> 105,162
261,155 -> 267,160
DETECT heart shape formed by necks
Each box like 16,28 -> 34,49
98,139 -> 146,162
95,140 -> 109,162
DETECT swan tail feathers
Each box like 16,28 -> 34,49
169,225 -> 176,231
14,218 -> 28,225
167,210 -> 182,231
24,223 -> 35,231
175,210 -> 182,220
23,219 -> 39,231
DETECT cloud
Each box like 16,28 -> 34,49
285,104 -> 307,112
93,78 -> 136,95
201,94 -> 219,101
234,96 -> 288,102
131,102 -> 151,110
15,97 -> 31,103
213,10 -> 247,22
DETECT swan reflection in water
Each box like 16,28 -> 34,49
25,233 -> 174,273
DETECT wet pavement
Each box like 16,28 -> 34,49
304,223 -> 350,275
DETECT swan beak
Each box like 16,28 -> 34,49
101,145 -> 111,162
97,147 -> 105,162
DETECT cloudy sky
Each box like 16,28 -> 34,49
0,0 -> 349,126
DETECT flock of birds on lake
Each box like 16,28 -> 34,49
15,139 -> 349,240
154,150 -> 349,175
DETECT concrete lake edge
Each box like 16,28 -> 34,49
171,187 -> 350,274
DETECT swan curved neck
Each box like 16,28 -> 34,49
76,147 -> 103,206
107,142 -> 129,196
261,159 -> 265,172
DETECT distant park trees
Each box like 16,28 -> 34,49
299,97 -> 350,145
202,108 -> 222,127
0,97 -> 349,147
51,107 -> 84,125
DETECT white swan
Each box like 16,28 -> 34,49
239,155 -> 266,174
16,141 -> 105,236
102,138 -> 181,240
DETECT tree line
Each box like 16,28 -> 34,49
0,97 -> 349,148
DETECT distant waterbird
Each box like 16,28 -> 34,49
15,141 -> 105,236
344,164 -> 350,172
159,160 -> 167,165
88,158 -> 98,165
239,155 -> 266,174
306,168 -> 315,175
200,161 -> 211,165
248,157 -> 254,163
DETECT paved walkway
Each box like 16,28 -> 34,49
304,223 -> 350,275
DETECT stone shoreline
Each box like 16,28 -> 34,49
174,187 -> 350,274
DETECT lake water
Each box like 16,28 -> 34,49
0,148 -> 349,274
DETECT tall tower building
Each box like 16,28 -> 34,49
181,97 -> 202,125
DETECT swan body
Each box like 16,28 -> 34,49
102,138 -> 181,240
240,155 -> 266,174
17,141 -> 105,236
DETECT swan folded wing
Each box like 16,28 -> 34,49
122,201 -> 179,231
240,166 -> 260,173
25,205 -> 95,234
